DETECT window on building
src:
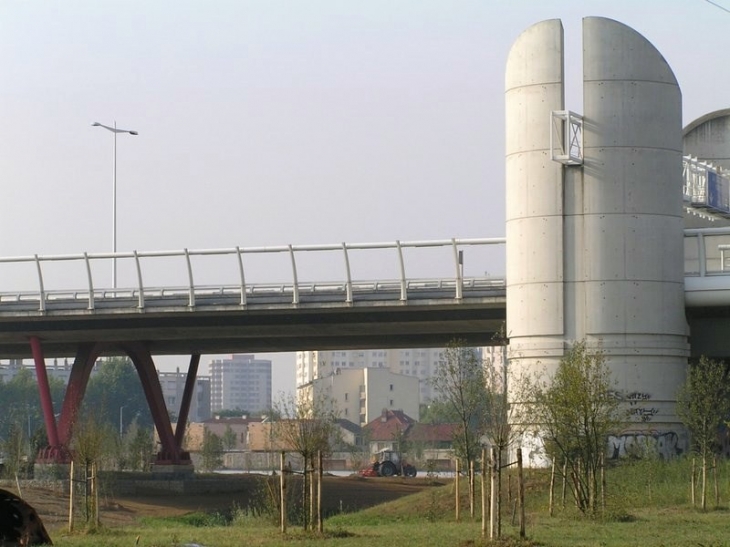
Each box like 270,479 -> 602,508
389,399 -> 394,406
389,384 -> 393,391
345,393 -> 349,401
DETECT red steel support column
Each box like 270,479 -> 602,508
57,343 -> 104,446
123,343 -> 185,464
29,336 -> 60,448
175,354 -> 200,448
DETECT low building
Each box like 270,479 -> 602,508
363,409 -> 457,470
184,416 -> 260,452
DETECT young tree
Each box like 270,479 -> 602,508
71,415 -> 116,525
222,425 -> 238,451
521,341 -> 620,515
72,414 -> 116,469
200,429 -> 224,472
2,423 -> 28,481
676,356 -> 730,510
431,340 -> 489,515
273,392 -> 338,531
482,340 -> 523,536
122,420 -> 155,471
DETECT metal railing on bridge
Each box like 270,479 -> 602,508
0,238 -> 506,313
684,227 -> 730,276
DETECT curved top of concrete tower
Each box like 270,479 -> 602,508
684,108 -> 730,136
505,19 -> 563,92
583,17 -> 679,88
683,108 -> 730,168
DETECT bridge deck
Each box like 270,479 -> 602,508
0,283 -> 506,358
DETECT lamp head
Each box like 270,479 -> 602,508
91,122 -> 101,127
129,131 -> 139,136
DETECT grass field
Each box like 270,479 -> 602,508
49,458 -> 730,547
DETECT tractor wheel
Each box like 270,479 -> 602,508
379,461 -> 397,477
404,465 -> 417,478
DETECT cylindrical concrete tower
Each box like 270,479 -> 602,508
505,19 -> 566,367
506,17 -> 689,459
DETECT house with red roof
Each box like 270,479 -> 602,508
362,409 -> 457,468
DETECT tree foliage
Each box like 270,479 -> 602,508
676,356 -> 730,509
71,414 -> 116,468
431,341 -> 488,469
222,425 -> 238,451
119,420 -> 155,471
0,368 -> 65,449
83,357 -> 152,432
200,429 -> 224,472
521,341 -> 620,515
273,392 -> 338,463
419,401 -> 460,424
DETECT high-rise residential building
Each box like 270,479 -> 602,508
158,369 -> 211,423
296,348 -> 447,404
209,354 -> 272,414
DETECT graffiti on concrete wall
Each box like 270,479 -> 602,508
608,390 -> 660,423
607,431 -> 684,460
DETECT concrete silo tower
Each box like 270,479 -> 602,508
506,17 -> 689,459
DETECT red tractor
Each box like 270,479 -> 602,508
362,449 -> 417,477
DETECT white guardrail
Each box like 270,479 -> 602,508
684,227 -> 730,277
0,238 -> 506,312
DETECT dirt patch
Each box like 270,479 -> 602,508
15,474 -> 441,534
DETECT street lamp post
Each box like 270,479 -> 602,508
119,405 -> 126,438
91,121 -> 138,289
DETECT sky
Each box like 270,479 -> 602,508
1,0 -> 729,396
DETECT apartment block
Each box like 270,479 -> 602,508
210,354 -> 272,414
299,367 -> 419,426
158,369 -> 212,423
296,348 -> 446,404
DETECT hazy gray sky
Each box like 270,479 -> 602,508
1,0 -> 728,395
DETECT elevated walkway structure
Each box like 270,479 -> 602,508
6,238 -> 505,468
683,156 -> 730,221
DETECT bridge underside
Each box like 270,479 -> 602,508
13,295 -> 505,468
0,301 -> 506,358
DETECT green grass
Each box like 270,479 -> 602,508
50,459 -> 730,547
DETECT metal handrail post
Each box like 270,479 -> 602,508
236,246 -> 247,307
34,255 -> 46,312
288,244 -> 299,305
184,249 -> 195,308
83,252 -> 95,310
396,240 -> 407,301
342,242 -> 353,304
133,251 -> 145,309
